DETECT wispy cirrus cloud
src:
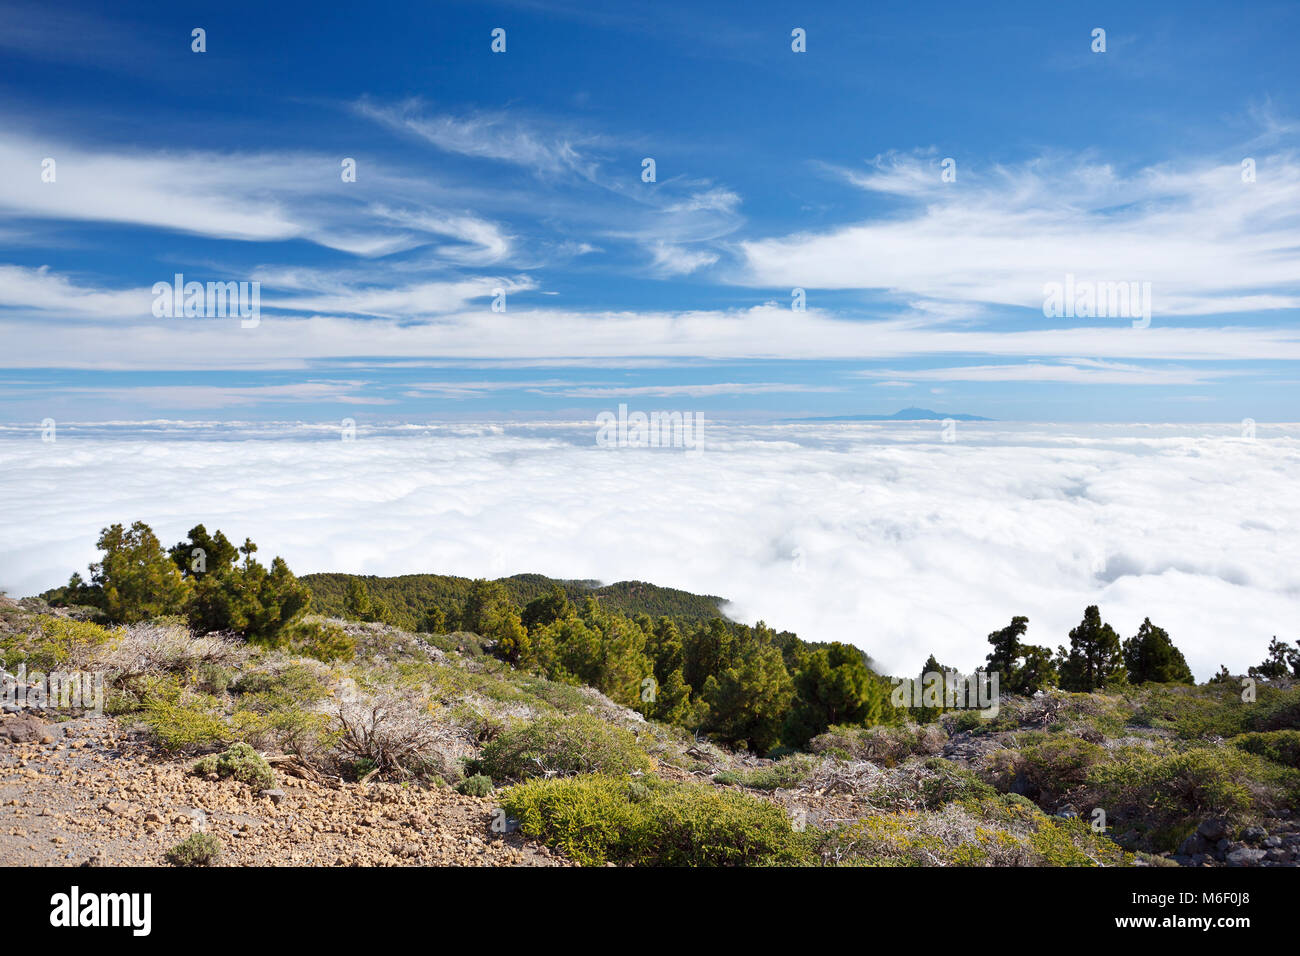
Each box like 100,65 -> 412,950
0,264 -> 534,322
0,130 -> 515,262
352,99 -> 745,273
267,276 -> 536,318
397,380 -> 833,399
0,264 -> 151,318
647,242 -> 720,275
740,149 -> 1300,317
854,360 -> 1239,387
5,267 -> 1300,370
537,382 -> 840,398
353,98 -> 608,179
41,382 -> 393,409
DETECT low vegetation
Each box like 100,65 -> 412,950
192,742 -> 276,789
456,774 -> 494,797
165,832 -> 223,867
477,713 -> 653,781
501,775 -> 807,866
813,796 -> 1132,867
7,518 -> 1299,868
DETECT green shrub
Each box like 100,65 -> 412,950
425,631 -> 488,657
1020,810 -> 1132,867
513,675 -> 590,714
165,832 -> 222,866
713,755 -> 814,790
813,795 -> 1130,867
1233,730 -> 1300,768
456,774 -> 494,797
478,714 -> 653,781
282,619 -> 356,662
986,736 -> 1106,800
192,742 -> 275,789
916,757 -> 999,807
810,722 -> 945,765
850,757 -> 997,812
214,662 -> 338,759
1,615 -> 117,671
1042,692 -> 1132,738
502,774 -> 807,866
229,706 -> 338,759
195,662 -> 233,695
1135,683 -> 1298,737
813,811 -> 993,866
141,690 -> 231,751
626,780 -> 653,803
1082,744 -> 1299,849
231,663 -> 329,706
942,696 -> 1029,734
1249,687 -> 1300,732
451,706 -> 506,744
348,757 -> 377,781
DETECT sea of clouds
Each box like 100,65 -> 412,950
1,420 -> 1296,680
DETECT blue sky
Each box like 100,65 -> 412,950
1,0 -> 1298,422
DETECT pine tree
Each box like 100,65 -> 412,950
1122,618 -> 1194,684
170,524 -> 239,633
911,653 -> 955,722
1248,637 -> 1300,680
647,667 -> 695,726
483,601 -> 529,662
700,639 -> 794,753
683,618 -> 733,695
456,580 -> 530,662
1209,664 -> 1233,684
984,616 -> 1056,694
646,616 -> 685,684
421,605 -> 447,634
1057,606 -> 1126,691
90,522 -> 190,623
166,524 -> 309,641
344,578 -> 375,621
986,616 -> 1028,678
1015,644 -> 1059,694
788,642 -> 887,743
521,585 -> 574,632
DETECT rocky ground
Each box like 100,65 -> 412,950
942,731 -> 1300,867
1169,814 -> 1300,867
0,711 -> 569,867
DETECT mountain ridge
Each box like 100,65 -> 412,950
299,571 -> 727,628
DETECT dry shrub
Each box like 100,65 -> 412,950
797,758 -> 888,799
334,691 -> 465,780
230,707 -> 338,765
99,622 -> 245,684
820,804 -> 1036,867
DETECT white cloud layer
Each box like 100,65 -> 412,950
1,422 -> 1294,681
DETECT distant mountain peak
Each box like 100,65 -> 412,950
886,407 -> 993,421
